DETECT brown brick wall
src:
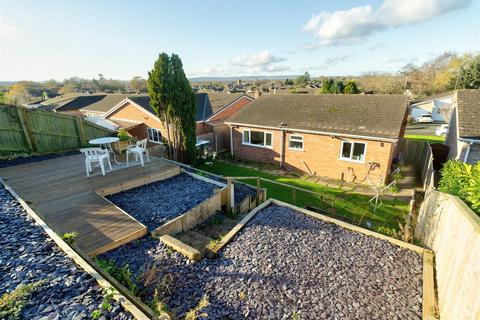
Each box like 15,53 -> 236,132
196,121 -> 213,135
209,97 -> 253,122
106,102 -> 168,137
232,125 -> 394,184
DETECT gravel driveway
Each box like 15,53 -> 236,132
100,204 -> 423,319
107,173 -> 218,231
0,185 -> 132,320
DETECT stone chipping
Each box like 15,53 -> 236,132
107,173 -> 218,231
0,185 -> 132,320
101,204 -> 423,319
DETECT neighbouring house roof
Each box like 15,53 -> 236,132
206,92 -> 245,114
194,93 -> 213,121
456,89 -> 480,140
52,93 -> 212,122
410,91 -> 454,105
41,93 -> 85,109
226,94 -> 410,140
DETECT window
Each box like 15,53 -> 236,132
242,129 -> 272,148
147,128 -> 162,143
340,141 -> 366,162
289,135 -> 304,150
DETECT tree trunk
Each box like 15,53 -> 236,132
164,114 -> 173,159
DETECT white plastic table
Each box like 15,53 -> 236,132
89,137 -> 120,164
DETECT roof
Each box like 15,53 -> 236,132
411,91 -> 454,105
226,94 -> 409,140
456,90 -> 480,140
53,93 -> 213,121
41,93 -> 85,109
206,92 -> 245,113
194,93 -> 213,121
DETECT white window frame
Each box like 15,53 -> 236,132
147,127 -> 162,144
339,141 -> 367,163
242,129 -> 273,149
288,134 -> 304,151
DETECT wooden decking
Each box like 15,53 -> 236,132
0,154 -> 180,255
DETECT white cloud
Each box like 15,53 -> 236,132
304,0 -> 472,46
190,50 -> 289,76
229,51 -> 285,67
0,22 -> 22,39
325,53 -> 353,65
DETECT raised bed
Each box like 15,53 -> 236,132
98,199 -> 432,319
106,172 -> 225,232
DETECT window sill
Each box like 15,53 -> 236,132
242,142 -> 273,149
288,147 -> 304,152
148,140 -> 164,145
338,157 -> 365,164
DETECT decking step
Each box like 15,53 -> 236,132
177,231 -> 213,255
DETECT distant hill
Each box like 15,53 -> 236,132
189,75 -> 299,82
0,81 -> 16,87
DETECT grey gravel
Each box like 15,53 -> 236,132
101,204 -> 423,319
107,173 -> 217,230
0,185 -> 132,320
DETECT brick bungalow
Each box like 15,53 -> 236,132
51,93 -> 212,144
445,89 -> 480,164
204,93 -> 254,151
225,94 -> 409,184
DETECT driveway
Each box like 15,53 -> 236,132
406,123 -> 444,136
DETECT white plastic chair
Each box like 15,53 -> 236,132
80,148 -> 112,177
126,139 -> 150,167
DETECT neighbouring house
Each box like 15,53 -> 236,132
225,94 -> 410,184
445,90 -> 480,164
409,92 -> 453,122
46,93 -> 213,144
203,93 -> 254,152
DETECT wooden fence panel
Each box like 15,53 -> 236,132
29,111 -> 80,153
0,105 -> 113,154
0,106 -> 30,152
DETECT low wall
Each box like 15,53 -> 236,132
152,187 -> 224,237
415,191 -> 480,320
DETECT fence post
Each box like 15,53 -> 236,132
226,178 -> 234,214
292,189 -> 296,206
76,118 -> 87,147
256,178 -> 261,204
16,107 -> 36,153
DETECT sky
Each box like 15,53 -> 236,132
0,0 -> 479,81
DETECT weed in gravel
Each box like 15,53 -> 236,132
91,288 -> 115,319
91,310 -> 102,319
238,291 -> 247,300
185,295 -> 209,320
61,231 -> 79,245
291,311 -> 300,320
94,258 -> 138,295
0,280 -> 45,319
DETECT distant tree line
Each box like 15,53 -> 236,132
1,75 -> 148,106
2,52 -> 478,106
290,52 -> 480,97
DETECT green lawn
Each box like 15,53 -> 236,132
405,134 -> 445,144
195,160 -> 409,233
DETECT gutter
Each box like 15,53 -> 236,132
459,138 -> 480,163
224,121 -> 399,143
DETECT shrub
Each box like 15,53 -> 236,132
439,160 -> 480,213
117,129 -> 130,142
